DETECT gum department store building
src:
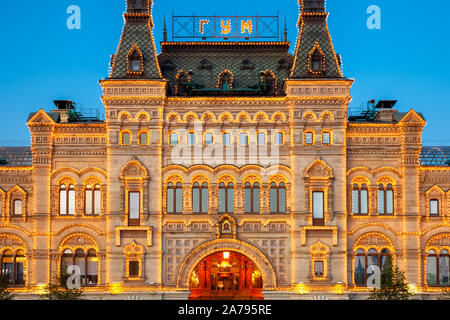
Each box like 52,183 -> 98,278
0,0 -> 450,300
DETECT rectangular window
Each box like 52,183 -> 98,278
187,132 -> 196,146
314,261 -> 324,277
170,132 -> 179,146
13,200 -> 22,216
430,199 -> 439,216
204,132 -> 213,146
378,190 -> 385,214
94,189 -> 101,215
312,191 -> 324,226
128,261 -> 139,277
257,132 -> 266,146
122,132 -> 131,145
274,132 -> 284,146
322,132 -> 331,145
128,192 -> 140,226
305,132 -> 314,145
85,191 -> 93,215
352,189 -> 359,214
222,132 -> 231,146
240,132 -> 249,146
139,132 -> 148,145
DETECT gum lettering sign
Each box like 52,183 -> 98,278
172,15 -> 279,40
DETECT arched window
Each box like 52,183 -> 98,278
440,250 -> 450,286
378,183 -> 394,215
244,182 -> 260,214
85,184 -> 101,216
354,248 -> 391,287
167,182 -> 183,213
1,249 -> 26,285
354,249 -> 366,286
59,184 -> 76,216
352,183 -> 368,215
61,248 -> 98,286
260,71 -> 276,95
218,71 -> 233,90
218,182 -> 234,213
270,182 -> 286,214
425,248 -> 450,286
192,182 -> 209,214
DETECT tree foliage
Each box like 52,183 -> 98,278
0,271 -> 15,300
368,256 -> 411,300
41,266 -> 83,300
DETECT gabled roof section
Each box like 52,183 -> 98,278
27,109 -> 59,125
109,0 -> 162,80
398,109 -> 426,126
290,0 -> 343,78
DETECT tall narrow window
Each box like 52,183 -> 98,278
167,183 -> 183,214
244,182 -> 260,214
352,183 -> 368,215
354,249 -> 366,286
59,184 -> 75,215
170,132 -> 179,146
187,132 -> 196,146
121,131 -> 131,145
222,132 -> 231,146
427,250 -> 438,286
274,132 -> 284,146
204,133 -> 213,146
13,200 -> 22,216
270,182 -> 286,214
314,261 -> 324,277
378,184 -> 394,215
85,184 -> 101,215
86,249 -> 98,285
192,182 -> 209,214
218,183 -> 234,213
68,185 -> 75,215
312,191 -> 324,226
430,199 -> 439,216
240,133 -> 249,146
439,250 -> 450,286
311,50 -> 323,72
322,132 -> 331,145
129,261 -> 140,277
257,132 -> 266,146
128,191 -> 140,226
304,132 -> 314,145
138,131 -> 148,145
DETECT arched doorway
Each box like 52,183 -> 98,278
189,251 -> 264,300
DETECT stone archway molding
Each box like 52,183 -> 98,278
177,238 -> 277,289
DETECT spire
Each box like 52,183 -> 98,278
283,17 -> 288,42
290,0 -> 343,78
163,16 -> 168,42
109,0 -> 162,79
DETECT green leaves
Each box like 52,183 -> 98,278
368,256 -> 411,300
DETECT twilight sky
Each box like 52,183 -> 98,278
0,0 -> 449,146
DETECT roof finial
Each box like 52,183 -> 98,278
284,17 -> 288,42
163,16 -> 168,42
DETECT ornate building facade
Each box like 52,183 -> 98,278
0,0 -> 449,299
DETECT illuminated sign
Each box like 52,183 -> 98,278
172,15 -> 279,39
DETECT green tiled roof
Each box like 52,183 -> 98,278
158,42 -> 294,96
110,20 -> 162,79
291,15 -> 343,78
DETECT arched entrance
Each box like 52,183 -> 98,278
189,251 -> 263,300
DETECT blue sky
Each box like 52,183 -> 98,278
0,0 -> 449,146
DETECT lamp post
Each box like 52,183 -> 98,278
202,261 -> 208,288
243,260 -> 249,288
